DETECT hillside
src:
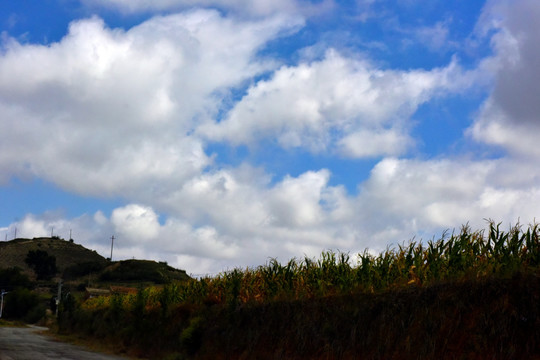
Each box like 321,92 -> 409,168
97,259 -> 191,284
0,237 -> 108,277
0,237 -> 191,284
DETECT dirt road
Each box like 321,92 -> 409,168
0,326 -> 126,360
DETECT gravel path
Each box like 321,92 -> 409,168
0,326 -> 126,360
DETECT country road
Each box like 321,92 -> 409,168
0,326 -> 126,360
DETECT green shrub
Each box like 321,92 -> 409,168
180,316 -> 204,355
63,261 -> 107,280
24,303 -> 46,324
0,267 -> 32,289
25,250 -> 57,280
3,288 -> 42,321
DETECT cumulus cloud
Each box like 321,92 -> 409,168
81,0 -> 333,18
354,156 -> 540,255
3,166 -> 359,274
7,153 -> 539,275
3,1 -> 540,276
0,10 -> 303,191
200,50 -> 469,157
359,158 -> 492,228
111,204 -> 160,243
9,215 -> 50,239
469,100 -> 540,159
337,128 -> 413,158
469,0 -> 540,158
154,165 -> 357,248
486,0 -> 540,125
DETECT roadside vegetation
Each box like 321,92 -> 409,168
55,221 -> 540,359
0,237 -> 189,327
0,267 -> 47,323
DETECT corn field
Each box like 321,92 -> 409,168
58,221 -> 540,359
80,221 -> 540,312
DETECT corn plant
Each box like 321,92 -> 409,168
74,222 -> 540,319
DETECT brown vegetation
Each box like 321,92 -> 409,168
56,222 -> 540,359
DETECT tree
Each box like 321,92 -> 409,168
3,288 -> 43,322
0,267 -> 32,289
25,250 -> 57,280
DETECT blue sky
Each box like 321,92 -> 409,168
1,0 -> 539,275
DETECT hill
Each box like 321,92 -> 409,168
0,237 -> 190,285
98,259 -> 191,284
0,237 -> 108,278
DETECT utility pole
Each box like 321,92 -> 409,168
14,227 -> 17,239
110,235 -> 115,261
0,289 -> 8,318
55,280 -> 62,317
51,227 -> 54,237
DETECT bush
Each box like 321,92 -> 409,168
25,250 -> 57,280
24,303 -> 46,324
3,288 -> 43,322
0,267 -> 32,290
63,261 -> 107,280
180,317 -> 204,355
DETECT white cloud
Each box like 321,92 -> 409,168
4,150 -> 540,275
267,170 -> 330,227
75,167 -> 360,272
413,20 -> 456,52
357,158 -> 491,231
469,100 -> 540,159
360,156 -> 540,234
0,10 -> 302,192
469,0 -> 540,159
200,50 -> 469,158
81,0 -> 333,18
3,1 -> 540,277
13,215 -> 49,239
337,128 -> 413,158
9,158 -> 539,274
111,204 -> 160,243
152,166 -> 355,248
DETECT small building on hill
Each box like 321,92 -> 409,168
85,287 -> 111,299
85,286 -> 138,299
110,285 -> 138,295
